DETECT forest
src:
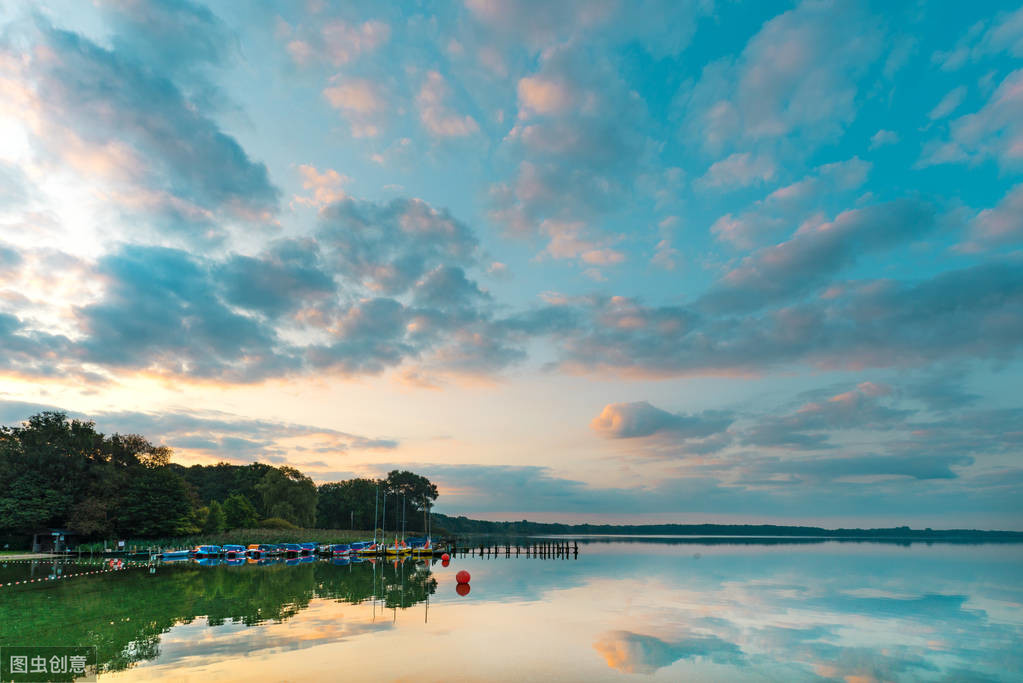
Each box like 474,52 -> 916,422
0,412 -> 438,542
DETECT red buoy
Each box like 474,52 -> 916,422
441,553 -> 450,561
456,582 -> 471,596
456,570 -> 470,584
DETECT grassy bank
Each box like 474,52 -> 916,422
74,528 -> 379,552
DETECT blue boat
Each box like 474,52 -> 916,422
222,544 -> 246,559
159,549 -> 193,560
193,545 -> 221,558
331,543 -> 352,557
280,543 -> 303,556
298,542 -> 317,556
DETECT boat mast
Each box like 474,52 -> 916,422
373,485 -> 379,545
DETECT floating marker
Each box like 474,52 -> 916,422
456,570 -> 470,584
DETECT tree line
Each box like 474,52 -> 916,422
0,412 -> 438,541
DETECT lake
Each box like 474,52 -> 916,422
1,539 -> 1022,681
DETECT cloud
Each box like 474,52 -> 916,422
960,183 -> 1023,251
75,245 -> 297,381
322,78 -> 388,138
0,22 -> 279,242
548,261 -> 1023,377
292,165 -> 350,207
700,199 -> 936,312
101,0 -> 234,94
696,152 -> 776,190
317,197 -> 479,295
919,69 -> 1023,169
711,157 -> 871,249
489,44 -> 651,248
215,238 -> 336,318
594,630 -> 742,674
415,71 -> 479,138
932,5 -> 1023,69
283,18 -> 390,67
679,0 -> 884,154
464,0 -> 707,57
928,85 -> 967,120
0,399 -> 396,463
591,401 -> 732,440
869,129 -> 899,149
745,384 -> 911,450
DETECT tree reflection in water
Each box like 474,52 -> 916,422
0,557 -> 438,674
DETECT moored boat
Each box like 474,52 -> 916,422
159,549 -> 193,560
222,544 -> 246,559
280,543 -> 302,556
298,542 -> 317,556
385,540 -> 411,555
193,545 -> 221,558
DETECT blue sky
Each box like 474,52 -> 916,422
0,0 -> 1021,528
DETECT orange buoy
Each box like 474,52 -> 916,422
456,570 -> 470,584
455,582 -> 471,596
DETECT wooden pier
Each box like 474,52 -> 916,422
448,541 -> 579,559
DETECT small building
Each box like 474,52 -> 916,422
31,528 -> 75,553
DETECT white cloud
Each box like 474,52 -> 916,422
697,152 -> 776,190
679,0 -> 884,154
960,184 -> 1023,251
322,78 -> 387,137
416,71 -> 479,138
919,69 -> 1023,169
928,85 -> 967,120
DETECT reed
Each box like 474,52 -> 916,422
73,528 -> 375,552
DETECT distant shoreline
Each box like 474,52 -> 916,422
432,514 -> 1023,541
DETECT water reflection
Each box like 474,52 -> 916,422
0,557 -> 437,675
1,542 -> 1021,681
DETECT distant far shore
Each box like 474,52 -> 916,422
431,513 -> 1023,541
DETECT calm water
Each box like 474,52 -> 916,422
1,540 -> 1022,681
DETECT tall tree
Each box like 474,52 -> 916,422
223,493 -> 259,529
383,470 -> 438,532
203,500 -> 226,534
316,479 -> 380,529
255,466 -> 317,527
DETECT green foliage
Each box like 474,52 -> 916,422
257,517 -> 299,530
119,467 -> 194,538
317,478 -> 379,529
255,467 -> 317,527
223,494 -> 259,529
202,500 -> 227,534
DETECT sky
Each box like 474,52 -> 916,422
0,0 -> 1021,529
